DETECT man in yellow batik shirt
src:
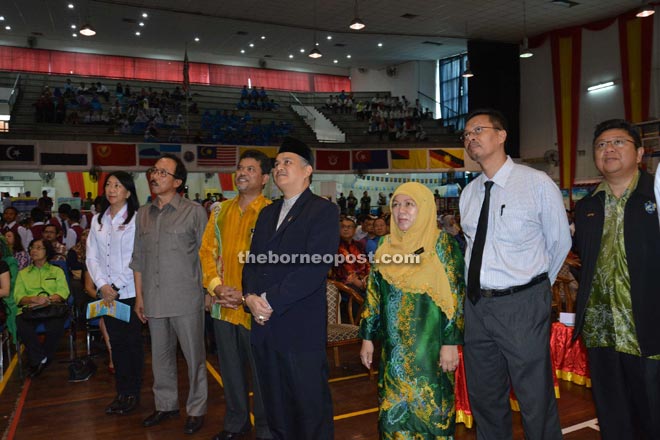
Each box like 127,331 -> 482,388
199,150 -> 272,440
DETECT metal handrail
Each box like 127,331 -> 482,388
289,92 -> 316,123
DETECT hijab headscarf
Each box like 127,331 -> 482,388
374,182 -> 456,319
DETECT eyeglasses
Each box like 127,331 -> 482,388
594,138 -> 635,151
459,126 -> 500,143
147,167 -> 178,179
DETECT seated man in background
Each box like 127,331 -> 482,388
333,217 -> 370,296
42,224 -> 66,262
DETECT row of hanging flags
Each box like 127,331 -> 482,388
539,8 -> 654,192
0,141 -> 476,172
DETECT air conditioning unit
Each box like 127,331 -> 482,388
386,66 -> 397,77
358,67 -> 368,73
258,59 -> 267,69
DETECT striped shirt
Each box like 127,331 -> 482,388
459,157 -> 571,289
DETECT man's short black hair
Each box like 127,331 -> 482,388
239,149 -> 273,175
593,119 -> 642,149
465,108 -> 508,131
69,209 -> 81,223
160,153 -> 187,192
31,207 -> 45,222
58,203 -> 72,215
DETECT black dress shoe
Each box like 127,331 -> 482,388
212,423 -> 252,440
142,410 -> 180,427
105,395 -> 125,415
116,395 -> 139,415
183,415 -> 204,435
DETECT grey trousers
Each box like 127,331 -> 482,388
148,309 -> 208,416
214,319 -> 271,438
464,280 -> 562,440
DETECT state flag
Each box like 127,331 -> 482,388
40,141 -> 88,166
429,148 -> 464,169
390,149 -> 427,169
92,143 -> 136,166
238,146 -> 278,159
352,149 -> 389,170
138,144 -> 182,166
315,150 -> 350,171
0,144 -> 35,162
197,145 -> 237,167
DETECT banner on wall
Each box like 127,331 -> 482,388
428,148 -> 465,169
197,145 -> 237,167
315,150 -> 351,171
92,143 -> 137,166
352,150 -> 389,170
40,142 -> 88,166
138,144 -> 182,166
0,144 -> 35,163
390,150 -> 428,169
238,146 -> 278,159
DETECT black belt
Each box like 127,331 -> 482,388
480,273 -> 548,298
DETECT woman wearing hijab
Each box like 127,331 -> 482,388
359,182 -> 465,439
86,171 -> 143,415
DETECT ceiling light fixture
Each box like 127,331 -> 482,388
71,24 -> 76,29
240,49 -> 245,53
300,48 -> 305,53
308,1 -> 322,59
0,16 -> 4,21
135,31 -> 140,36
333,59 -> 338,63
260,35 -> 266,39
327,35 -> 332,40
194,37 -> 200,42
519,0 -> 534,58
378,42 -> 383,47
68,3 -> 74,9
72,33 -> 77,37
289,54 -> 294,58
139,21 -> 144,27
142,12 -> 148,18
79,23 -> 96,36
462,60 -> 474,78
4,25 -> 10,31
347,54 -> 352,58
349,0 -> 365,30
587,81 -> 614,92
636,1 -> 655,17
249,43 -> 255,47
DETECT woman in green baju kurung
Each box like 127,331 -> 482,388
359,182 -> 465,440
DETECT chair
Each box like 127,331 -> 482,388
552,274 -> 575,314
15,261 -> 77,378
326,280 -> 365,369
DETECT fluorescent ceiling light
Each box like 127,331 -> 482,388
587,81 -> 614,92
79,24 -> 96,36
636,3 -> 655,17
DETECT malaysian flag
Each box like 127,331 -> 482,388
197,145 -> 237,167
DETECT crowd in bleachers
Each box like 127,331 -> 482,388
33,79 -> 197,141
324,92 -> 434,141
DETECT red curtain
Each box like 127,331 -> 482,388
66,172 -> 85,198
551,27 -> 582,193
97,172 -> 110,196
618,11 -> 655,123
218,173 -> 234,191
0,45 -> 350,92
313,74 -> 351,92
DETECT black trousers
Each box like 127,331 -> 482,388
16,314 -> 67,366
464,280 -> 562,440
588,347 -> 660,440
251,343 -> 334,440
103,297 -> 144,396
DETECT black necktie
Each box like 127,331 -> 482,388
468,181 -> 494,305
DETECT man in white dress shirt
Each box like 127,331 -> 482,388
459,109 -> 571,439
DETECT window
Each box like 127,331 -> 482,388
439,53 -> 469,131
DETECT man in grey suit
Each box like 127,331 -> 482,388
131,154 -> 209,435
